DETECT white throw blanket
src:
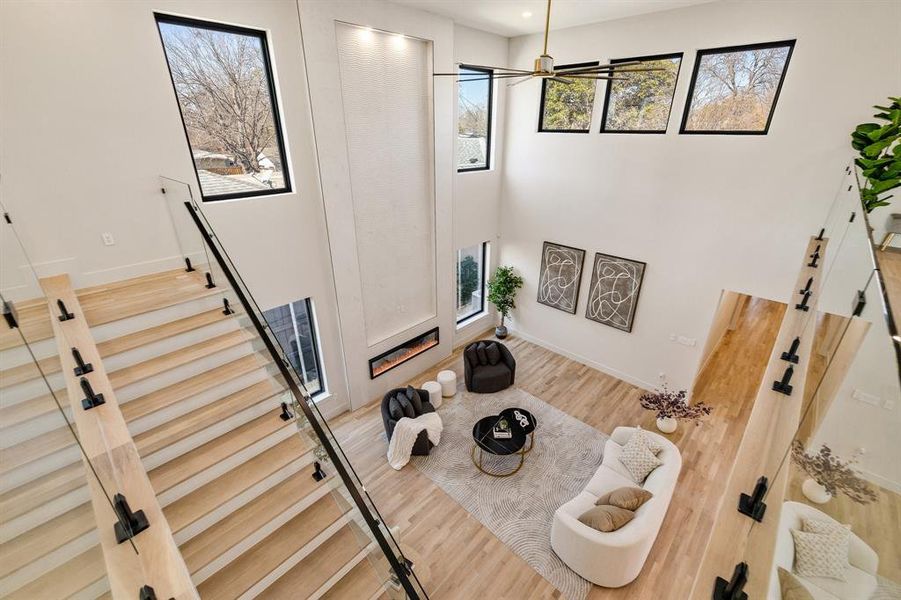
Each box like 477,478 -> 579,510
387,412 -> 443,470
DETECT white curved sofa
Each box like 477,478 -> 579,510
550,426 -> 682,588
769,501 -> 878,600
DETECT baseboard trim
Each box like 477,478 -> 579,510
507,326 -> 656,391
857,467 -> 901,494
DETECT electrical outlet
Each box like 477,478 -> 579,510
101,232 -> 115,246
852,389 -> 880,406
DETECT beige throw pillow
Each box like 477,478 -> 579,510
777,567 -> 815,600
802,518 -> 851,537
632,426 -> 664,455
620,432 -> 663,483
595,487 -> 654,511
577,505 -> 634,532
790,528 -> 849,580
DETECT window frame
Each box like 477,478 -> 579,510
538,61 -> 599,134
457,64 -> 494,173
154,13 -> 293,202
456,241 -> 489,325
679,39 -> 796,136
599,52 -> 684,135
263,297 -> 327,398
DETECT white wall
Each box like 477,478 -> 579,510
299,0 -> 456,410
452,24 -> 509,346
0,0 -> 352,416
498,0 -> 901,391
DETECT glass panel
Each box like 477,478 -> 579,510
262,299 -> 324,396
539,63 -> 598,132
457,67 -> 491,170
682,40 -> 794,133
456,243 -> 486,322
602,54 -> 682,133
156,15 -> 291,200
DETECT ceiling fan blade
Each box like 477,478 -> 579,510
549,77 -> 573,84
556,61 -> 641,74
564,75 -> 629,81
456,63 -> 534,74
507,75 -> 536,87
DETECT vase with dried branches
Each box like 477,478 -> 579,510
638,386 -> 712,434
791,440 -> 877,505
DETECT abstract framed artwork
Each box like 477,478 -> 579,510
585,253 -> 646,333
537,241 -> 586,314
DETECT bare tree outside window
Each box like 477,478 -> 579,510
458,66 -> 492,171
540,62 -> 598,133
602,54 -> 682,133
682,41 -> 794,133
157,16 -> 291,199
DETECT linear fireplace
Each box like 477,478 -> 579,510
369,327 -> 439,379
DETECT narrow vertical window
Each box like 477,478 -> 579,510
156,14 -> 291,200
539,61 -> 599,133
457,242 -> 488,323
263,298 -> 325,396
680,40 -> 795,134
457,66 -> 493,171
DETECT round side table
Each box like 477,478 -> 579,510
437,370 -> 457,397
421,380 -> 442,409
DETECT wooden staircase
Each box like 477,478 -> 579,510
0,269 -> 396,599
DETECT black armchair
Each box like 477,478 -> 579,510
381,386 -> 436,456
464,340 -> 516,393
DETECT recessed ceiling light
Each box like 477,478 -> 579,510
522,11 -> 533,18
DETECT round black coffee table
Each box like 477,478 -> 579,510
471,415 -> 526,477
500,407 -> 537,453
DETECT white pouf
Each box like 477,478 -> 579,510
437,370 -> 457,397
422,380 -> 442,409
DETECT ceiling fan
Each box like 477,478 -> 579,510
434,0 -> 661,85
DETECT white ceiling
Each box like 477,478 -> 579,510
391,0 -> 718,37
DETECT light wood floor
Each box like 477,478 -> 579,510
332,296 -> 786,599
876,248 -> 901,330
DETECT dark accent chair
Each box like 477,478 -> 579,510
381,387 -> 436,456
464,340 -> 516,393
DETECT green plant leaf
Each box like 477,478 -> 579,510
863,138 -> 895,158
870,178 -> 901,194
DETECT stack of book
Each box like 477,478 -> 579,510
492,418 -> 512,439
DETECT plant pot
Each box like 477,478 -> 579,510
801,478 -> 832,504
495,325 -> 508,339
656,417 -> 677,434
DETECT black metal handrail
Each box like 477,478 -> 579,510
182,201 -> 427,599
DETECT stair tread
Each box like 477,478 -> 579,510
255,523 -> 367,600
120,354 -> 268,423
148,409 -> 287,494
0,388 -> 68,436
135,379 -> 279,457
0,461 -> 85,522
320,559 -> 385,600
0,269 -> 215,351
163,434 -> 308,535
0,501 -> 94,578
3,543 -> 106,600
0,422 -> 78,476
108,328 -> 251,389
196,495 -> 347,600
180,464 -> 330,574
0,353 -> 61,389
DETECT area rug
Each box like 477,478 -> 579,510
409,385 -> 607,600
874,576 -> 901,599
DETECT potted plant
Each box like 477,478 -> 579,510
851,96 -> 900,213
486,266 -> 524,339
791,441 -> 877,505
639,386 -> 711,433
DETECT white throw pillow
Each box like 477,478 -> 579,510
630,426 -> 664,455
619,432 -> 663,483
802,518 -> 851,537
790,528 -> 849,580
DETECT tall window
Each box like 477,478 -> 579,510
456,242 -> 488,323
457,66 -> 493,171
600,53 -> 683,133
262,298 -> 325,396
681,40 -> 795,134
539,62 -> 599,133
156,14 -> 291,201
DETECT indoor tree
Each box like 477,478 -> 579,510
852,96 -> 901,213
486,266 -> 524,339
